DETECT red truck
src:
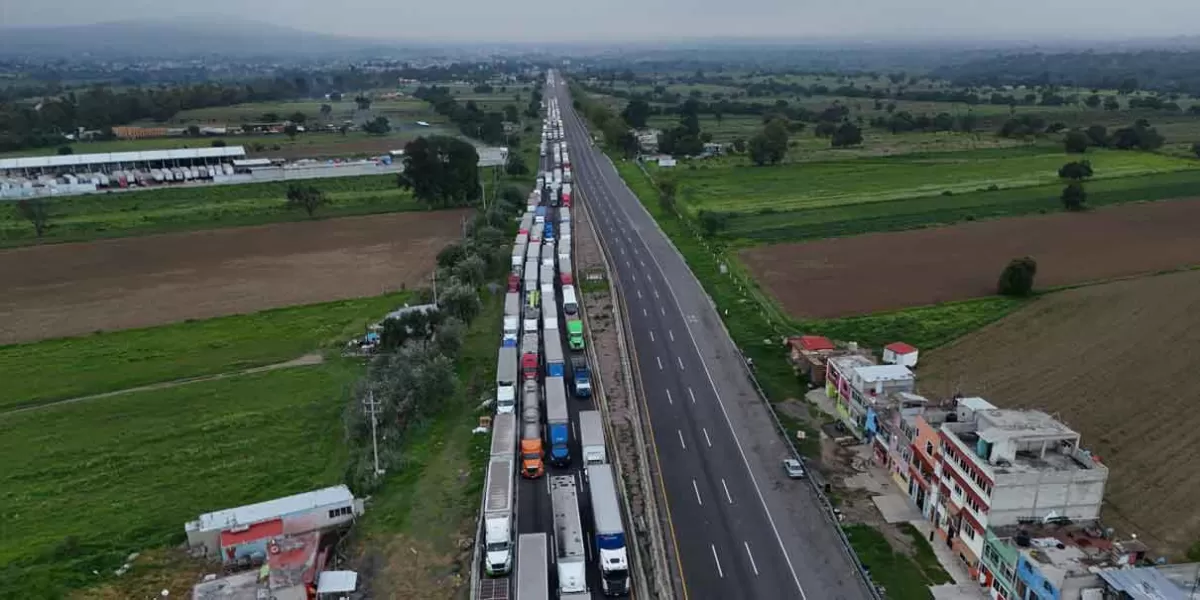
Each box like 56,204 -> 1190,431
507,273 -> 520,292
520,332 -> 540,381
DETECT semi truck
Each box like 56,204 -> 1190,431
516,533 -> 549,600
561,183 -> 572,207
550,476 -> 589,597
518,214 -> 533,235
566,317 -> 585,351
545,376 -> 570,466
520,381 -> 544,478
540,264 -> 555,288
586,464 -> 631,595
490,412 -> 517,459
579,410 -> 606,466
560,207 -> 571,223
562,285 -> 579,317
543,220 -> 555,241
520,333 -> 540,381
542,297 -> 559,333
571,354 -> 592,398
496,347 -> 517,413
559,259 -> 573,286
544,335 -> 565,378
503,293 -> 520,346
482,457 -> 514,576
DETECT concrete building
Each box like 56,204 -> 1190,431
192,531 -> 327,600
787,335 -> 836,386
185,485 -> 363,562
826,355 -> 915,438
934,400 -> 1109,578
872,392 -> 933,492
883,341 -> 920,367
1099,564 -> 1200,600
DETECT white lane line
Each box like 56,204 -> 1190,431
656,356 -> 664,370
744,542 -> 760,576
643,308 -> 648,316
722,479 -> 733,504
654,289 -> 660,299
688,387 -> 697,404
625,260 -> 631,268
640,260 -> 646,268
660,306 -> 666,315
711,545 -> 724,578
637,289 -> 642,299
703,428 -> 712,448
678,430 -> 687,450
665,389 -> 673,405
692,479 -> 703,505
669,329 -> 675,342
649,330 -> 655,342
678,356 -> 685,371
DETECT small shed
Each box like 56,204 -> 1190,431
882,342 -> 919,367
787,335 -> 837,387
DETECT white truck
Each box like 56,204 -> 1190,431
579,410 -> 607,466
587,464 -> 630,595
516,533 -> 549,600
491,412 -> 516,459
482,456 -> 515,576
550,475 -> 589,597
503,292 -> 520,346
496,347 -> 517,414
562,285 -> 579,317
542,298 -> 559,332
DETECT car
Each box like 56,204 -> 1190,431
782,458 -> 805,479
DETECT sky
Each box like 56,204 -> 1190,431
3,0 -> 1200,43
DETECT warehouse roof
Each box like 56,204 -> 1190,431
0,146 -> 246,171
186,485 -> 354,534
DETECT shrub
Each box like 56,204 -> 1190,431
998,257 -> 1038,297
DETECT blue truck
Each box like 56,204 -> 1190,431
544,220 -> 555,241
570,355 -> 592,398
545,376 -> 570,466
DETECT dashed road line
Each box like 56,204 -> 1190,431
703,428 -> 712,448
711,545 -> 724,578
692,479 -> 703,505
688,387 -> 697,404
678,430 -> 688,450
722,479 -> 733,504
744,542 -> 760,576
656,356 -> 664,370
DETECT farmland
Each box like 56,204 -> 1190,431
741,197 -> 1200,318
0,292 -> 409,412
917,268 -> 1200,559
0,363 -> 356,599
0,174 -> 424,246
0,210 -> 464,343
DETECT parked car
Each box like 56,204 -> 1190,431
782,458 -> 805,479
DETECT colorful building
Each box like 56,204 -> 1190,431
826,355 -> 915,438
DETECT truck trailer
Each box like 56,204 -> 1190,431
550,476 -> 589,596
496,347 -> 517,414
586,464 -> 630,595
516,533 -> 549,600
579,410 -> 606,466
544,335 -> 565,378
520,333 -> 540,381
520,381 -> 544,478
482,457 -> 514,576
545,376 -> 569,466
490,412 -> 517,459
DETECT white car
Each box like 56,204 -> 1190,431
782,458 -> 805,479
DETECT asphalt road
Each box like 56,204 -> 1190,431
549,75 -> 876,600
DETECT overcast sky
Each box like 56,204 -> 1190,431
4,0 -> 1200,42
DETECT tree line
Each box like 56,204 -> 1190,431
411,85 -> 510,146
933,51 -> 1200,95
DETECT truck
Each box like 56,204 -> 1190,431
571,354 -> 592,398
561,183 -> 572,207
516,533 -> 549,600
586,464 -> 631,595
523,304 -> 539,334
520,382 -> 544,478
559,261 -> 573,286
542,296 -> 559,332
544,335 -> 565,378
560,207 -> 571,223
534,205 -> 547,224
520,333 -> 540,381
496,347 -> 518,413
507,272 -> 520,293
550,475 -> 588,596
562,285 -> 579,317
544,220 -> 555,241
525,240 -> 540,262
503,293 -> 520,346
491,412 -> 517,459
482,457 -> 515,575
545,376 -> 570,466
566,317 -> 585,351
539,263 -> 555,287
579,410 -> 605,465
563,167 -> 573,184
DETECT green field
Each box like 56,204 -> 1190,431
0,174 -> 422,246
0,363 -> 356,598
0,292 -> 409,412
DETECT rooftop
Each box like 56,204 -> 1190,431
992,521 -> 1117,588
885,341 -> 918,354
186,485 -> 354,534
191,533 -> 322,600
1100,567 -> 1198,600
0,146 -> 246,171
944,404 -> 1102,475
852,364 -> 914,384
976,409 -> 1079,445
829,354 -> 876,371
790,335 -> 835,352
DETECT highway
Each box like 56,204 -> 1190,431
549,76 -> 876,600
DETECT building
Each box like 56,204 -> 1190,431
826,355 -> 915,438
883,341 -> 920,367
871,392 -> 931,490
0,146 -> 246,178
787,335 -> 836,386
910,407 -> 953,520
636,129 -> 662,152
1099,564 -> 1200,600
934,400 -> 1109,578
192,532 -> 328,600
185,485 -> 363,562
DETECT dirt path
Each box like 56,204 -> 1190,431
1,353 -> 325,417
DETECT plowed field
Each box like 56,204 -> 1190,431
0,211 -> 465,344
919,269 -> 1200,558
740,198 -> 1200,318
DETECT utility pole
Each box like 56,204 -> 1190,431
432,269 -> 439,304
363,389 -> 384,478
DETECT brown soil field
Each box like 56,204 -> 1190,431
740,198 -> 1200,319
0,211 -> 466,344
918,269 -> 1200,558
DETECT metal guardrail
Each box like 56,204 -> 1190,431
603,152 -> 884,600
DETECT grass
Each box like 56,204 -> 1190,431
900,523 -> 954,586
844,524 -> 949,600
0,292 -> 411,412
0,362 -> 357,598
798,297 -> 1029,350
0,174 -> 424,246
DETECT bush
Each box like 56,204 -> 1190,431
1061,182 -> 1087,211
997,257 -> 1038,297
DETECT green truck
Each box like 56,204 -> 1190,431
566,318 -> 584,350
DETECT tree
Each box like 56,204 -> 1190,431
748,118 -> 789,166
1058,160 -> 1094,180
620,99 -> 651,128
1084,94 -> 1102,108
285,183 -> 326,217
56,145 -> 73,155
397,136 -> 481,208
656,177 -> 678,214
186,124 -> 201,137
289,112 -> 307,124
1103,96 -> 1120,111
697,210 -> 729,237
997,257 -> 1038,297
454,254 -> 488,287
1063,130 -> 1090,153
505,151 -> 529,176
338,124 -> 350,136
831,122 -> 864,148
1060,181 -> 1087,211
320,104 -> 333,121
731,137 -> 746,153
363,116 -> 391,135
434,317 -> 467,359
355,95 -> 372,110
503,104 -> 519,123
284,123 -> 299,140
16,197 -> 50,238
813,121 -> 837,138
211,139 -> 227,147
1085,125 -> 1108,147
1192,142 -> 1200,159
438,282 -> 481,322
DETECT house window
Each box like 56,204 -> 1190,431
925,441 -> 934,456
328,506 -> 353,519
965,527 -> 976,540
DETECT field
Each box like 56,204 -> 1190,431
741,197 -> 1200,318
917,269 -> 1200,558
0,363 -> 356,598
0,210 -> 464,343
0,293 -> 409,412
0,174 -> 423,246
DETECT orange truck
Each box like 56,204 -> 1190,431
519,380 -> 544,478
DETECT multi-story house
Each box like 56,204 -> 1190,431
825,355 -> 914,438
871,392 -> 930,491
981,521 -> 1147,600
933,399 -> 1109,579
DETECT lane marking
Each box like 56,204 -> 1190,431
745,542 -> 760,576
678,356 -> 686,371
649,330 -> 655,342
669,329 -> 675,342
654,289 -> 660,299
640,259 -> 646,268
722,479 -> 733,504
711,545 -> 724,578
657,356 -> 664,370
643,308 -> 648,316
637,289 -> 642,299
665,389 -> 672,405
688,387 -> 697,404
703,428 -> 712,448
660,306 -> 666,316
692,479 -> 703,505
678,430 -> 687,450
